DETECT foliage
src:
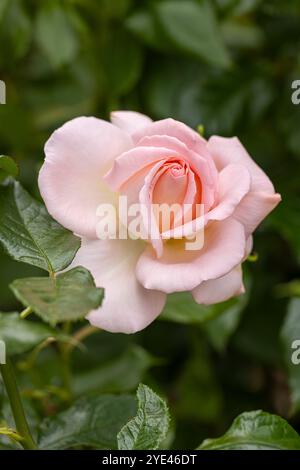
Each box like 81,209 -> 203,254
0,0 -> 300,450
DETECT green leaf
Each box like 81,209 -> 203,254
160,291 -> 245,326
38,394 -> 136,450
221,20 -> 264,50
125,9 -> 171,52
73,346 -> 155,396
175,341 -> 222,423
10,267 -> 104,326
280,298 -> 300,415
117,384 -> 170,450
0,312 -> 64,355
0,182 -> 80,273
0,0 -> 31,60
203,279 -> 250,352
154,0 -> 230,68
102,29 -> 143,96
0,0 -> 9,22
199,410 -> 300,450
35,1 -> 79,68
0,156 -> 18,183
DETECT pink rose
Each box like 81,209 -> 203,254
39,111 -> 281,334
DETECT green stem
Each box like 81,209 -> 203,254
0,359 -> 37,450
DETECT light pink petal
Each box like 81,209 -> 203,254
133,118 -> 207,150
138,134 -> 217,211
192,265 -> 245,305
161,163 -> 250,240
136,218 -> 246,293
133,119 -> 219,200
206,164 -> 251,222
104,146 -> 180,191
69,238 -> 166,334
110,111 -> 152,135
233,191 -> 282,236
207,136 -> 275,193
39,117 -> 133,238
139,161 -> 166,258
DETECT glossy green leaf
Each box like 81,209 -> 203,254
35,1 -> 79,68
38,394 -> 136,450
280,298 -> 300,415
199,410 -> 300,450
73,346 -> 155,396
10,267 -> 104,326
0,156 -> 18,182
117,384 -> 170,450
155,0 -> 230,68
0,312 -> 65,355
0,182 -> 80,273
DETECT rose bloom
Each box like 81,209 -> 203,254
39,112 -> 281,334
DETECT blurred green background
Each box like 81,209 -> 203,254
1,0 -> 300,449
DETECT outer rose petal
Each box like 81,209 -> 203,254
39,117 -> 133,238
111,111 -> 153,135
192,265 -> 245,305
136,218 -> 246,293
69,238 -> 166,334
233,191 -> 282,236
207,136 -> 281,235
133,118 -> 207,151
207,136 -> 274,193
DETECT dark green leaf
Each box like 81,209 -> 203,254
117,384 -> 170,450
10,267 -> 104,326
175,341 -> 222,423
154,0 -> 230,68
0,182 -> 80,273
38,394 -> 136,449
0,156 -> 18,183
0,0 -> 31,60
102,29 -> 143,96
73,346 -> 155,396
199,410 -> 300,450
0,312 -> 64,355
125,9 -> 171,52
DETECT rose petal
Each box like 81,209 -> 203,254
136,218 -> 246,293
206,163 -> 251,222
137,134 -> 217,211
69,238 -> 166,334
133,118 -> 207,151
111,111 -> 152,135
192,265 -> 245,305
104,146 -> 181,191
133,119 -> 219,197
39,117 -> 133,238
207,136 -> 275,193
233,191 -> 282,236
